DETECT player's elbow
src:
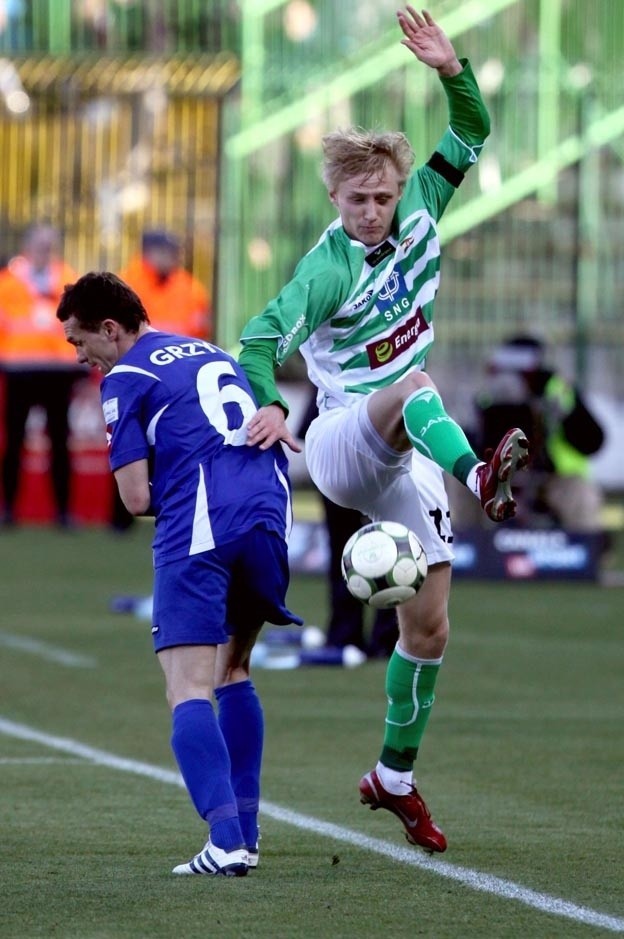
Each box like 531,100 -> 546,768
121,492 -> 151,516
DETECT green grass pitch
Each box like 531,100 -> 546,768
0,524 -> 622,938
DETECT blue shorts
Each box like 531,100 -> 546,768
151,527 -> 302,653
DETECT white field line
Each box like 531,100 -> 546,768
0,631 -> 96,667
0,757 -> 86,764
0,715 -> 622,934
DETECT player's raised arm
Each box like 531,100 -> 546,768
396,7 -> 462,77
398,4 -> 489,178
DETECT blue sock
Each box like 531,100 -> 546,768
215,680 -> 264,850
170,698 -> 244,852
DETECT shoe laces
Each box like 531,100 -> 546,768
399,781 -> 432,818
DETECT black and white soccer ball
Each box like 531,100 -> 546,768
341,521 -> 428,609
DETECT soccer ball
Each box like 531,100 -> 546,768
341,521 -> 428,609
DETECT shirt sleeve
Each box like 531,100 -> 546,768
102,376 -> 150,472
401,58 -> 490,224
238,245 -> 347,407
238,338 -> 290,412
240,249 -> 345,358
441,58 -> 490,148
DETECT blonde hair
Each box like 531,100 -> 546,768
321,127 -> 415,191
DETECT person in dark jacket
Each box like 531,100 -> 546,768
476,335 -> 604,532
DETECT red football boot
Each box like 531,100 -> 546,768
359,769 -> 447,853
476,427 -> 530,522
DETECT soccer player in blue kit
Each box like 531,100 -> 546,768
57,271 -> 302,877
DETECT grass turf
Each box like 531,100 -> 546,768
0,523 -> 622,938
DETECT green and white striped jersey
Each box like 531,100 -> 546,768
239,61 -> 488,412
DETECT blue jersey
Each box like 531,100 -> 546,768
101,331 -> 293,568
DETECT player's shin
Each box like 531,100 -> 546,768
403,387 -> 479,481
379,647 -> 442,781
215,679 -> 264,852
170,698 -> 244,851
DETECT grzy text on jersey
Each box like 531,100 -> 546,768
149,340 -> 218,366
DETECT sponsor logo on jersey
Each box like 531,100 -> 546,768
365,240 -> 395,267
349,288 -> 374,312
400,235 -> 415,252
378,271 -> 401,303
374,341 -> 393,363
102,397 -> 119,423
366,307 -> 429,369
278,312 -> 306,355
378,267 -> 413,324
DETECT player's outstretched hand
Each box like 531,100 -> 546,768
396,7 -> 461,76
246,404 -> 303,453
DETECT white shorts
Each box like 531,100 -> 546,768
305,397 -> 455,566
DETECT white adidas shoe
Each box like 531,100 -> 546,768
172,839 -> 249,877
247,845 -> 259,869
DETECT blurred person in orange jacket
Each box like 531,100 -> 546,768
112,230 -> 212,531
0,223 -> 83,526
119,230 -> 211,339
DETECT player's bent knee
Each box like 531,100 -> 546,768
398,612 -> 449,645
398,370 -> 437,401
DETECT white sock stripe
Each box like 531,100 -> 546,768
403,387 -> 442,411
394,644 -> 443,666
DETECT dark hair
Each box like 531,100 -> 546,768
56,271 -> 150,332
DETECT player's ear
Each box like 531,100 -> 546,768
102,318 -> 120,340
329,190 -> 338,207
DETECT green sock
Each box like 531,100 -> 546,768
403,387 -> 479,484
380,647 -> 442,771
